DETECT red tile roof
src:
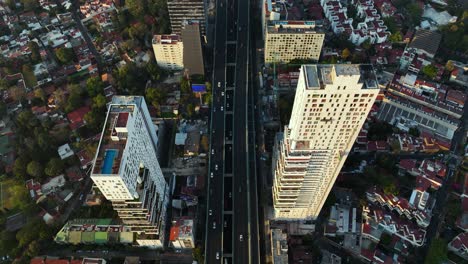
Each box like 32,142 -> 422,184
67,106 -> 91,130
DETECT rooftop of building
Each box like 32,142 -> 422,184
152,34 -> 181,45
265,0 -> 324,21
303,64 -> 378,89
92,96 -> 143,175
449,232 -> 468,251
267,22 -> 324,34
169,218 -> 194,241
408,29 -> 442,56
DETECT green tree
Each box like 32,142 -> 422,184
45,158 -> 64,177
33,88 -> 46,102
26,161 -> 43,179
126,0 -> 147,18
93,94 -> 107,109
86,76 -> 104,97
0,102 -> 6,116
25,240 -> 40,257
424,238 -> 448,264
13,156 -> 29,180
445,60 -> 454,72
146,61 -> 163,81
55,47 -> 75,64
0,231 -> 17,255
129,23 -> 147,40
407,3 -> 422,25
21,0 -> 39,11
65,91 -> 83,112
6,184 -> 30,210
193,247 -> 204,263
180,77 -> 191,94
389,32 -> 402,42
383,17 -> 398,33
341,48 -> 351,60
383,182 -> 398,195
146,87 -> 167,106
28,41 -> 41,63
421,64 -> 437,79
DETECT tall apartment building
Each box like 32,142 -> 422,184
272,64 -> 379,220
167,0 -> 206,35
181,21 -> 205,76
264,21 -> 324,64
91,96 -> 170,248
152,35 -> 184,71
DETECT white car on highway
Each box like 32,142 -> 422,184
211,172 -> 214,178
209,209 -> 212,216
218,82 -> 221,88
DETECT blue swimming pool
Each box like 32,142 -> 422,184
101,149 -> 118,174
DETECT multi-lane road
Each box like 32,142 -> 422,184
205,0 -> 259,262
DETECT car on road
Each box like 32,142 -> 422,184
211,172 -> 214,178
209,209 -> 212,216
229,192 -> 232,198
221,106 -> 224,111
216,252 -> 220,259
224,221 -> 227,227
211,149 -> 214,155
218,82 -> 221,88
239,26 -> 242,31
239,235 -> 243,241
239,187 -> 241,193
221,91 -> 225,96
215,164 -> 218,170
79,194 -> 84,200
213,222 -> 216,229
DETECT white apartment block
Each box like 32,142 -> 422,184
264,21 -> 324,64
152,35 -> 184,71
91,96 -> 169,248
272,64 -> 379,220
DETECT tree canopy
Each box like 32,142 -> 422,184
26,161 -> 43,179
421,64 -> 438,79
55,47 -> 75,64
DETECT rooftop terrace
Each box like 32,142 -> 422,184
303,64 -> 378,89
92,105 -> 134,175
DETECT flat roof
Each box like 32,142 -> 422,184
302,64 -> 378,89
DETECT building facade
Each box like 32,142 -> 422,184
272,64 -> 379,220
167,0 -> 206,35
264,21 -> 324,64
181,21 -> 205,76
152,35 -> 184,71
91,96 -> 169,248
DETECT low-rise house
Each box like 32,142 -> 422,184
363,206 -> 426,246
324,204 -> 359,236
58,143 -> 74,160
407,29 -> 442,59
41,174 -> 66,195
67,106 -> 91,130
169,217 -> 195,248
448,232 -> 468,261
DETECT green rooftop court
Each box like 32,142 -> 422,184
54,218 -> 134,245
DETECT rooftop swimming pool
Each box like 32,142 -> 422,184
101,149 -> 118,174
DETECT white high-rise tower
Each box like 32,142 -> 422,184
91,96 -> 169,247
272,64 -> 379,220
